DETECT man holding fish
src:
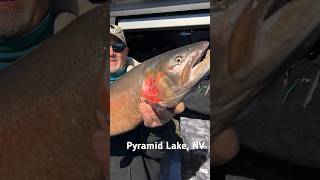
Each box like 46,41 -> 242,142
109,24 -> 186,180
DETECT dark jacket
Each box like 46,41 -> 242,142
110,121 -> 177,180
180,78 -> 210,180
235,57 -> 320,167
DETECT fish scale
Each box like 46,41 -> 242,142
0,5 -> 107,180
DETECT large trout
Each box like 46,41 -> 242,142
0,5 -> 108,180
110,41 -> 210,136
211,0 -> 320,167
212,0 -> 320,137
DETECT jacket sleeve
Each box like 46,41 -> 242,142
140,120 -> 178,159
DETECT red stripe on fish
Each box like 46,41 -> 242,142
141,72 -> 165,104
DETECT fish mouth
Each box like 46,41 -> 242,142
181,41 -> 210,87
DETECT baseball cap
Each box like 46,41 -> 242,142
110,24 -> 126,45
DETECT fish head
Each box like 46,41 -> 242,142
140,41 -> 210,108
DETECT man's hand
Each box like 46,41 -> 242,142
139,101 -> 185,128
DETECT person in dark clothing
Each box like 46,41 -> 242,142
179,78 -> 211,180
235,52 -> 320,168
109,24 -> 185,180
216,47 -> 320,180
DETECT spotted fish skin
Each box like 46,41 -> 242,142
0,5 -> 107,180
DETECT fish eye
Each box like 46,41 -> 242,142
175,56 -> 182,63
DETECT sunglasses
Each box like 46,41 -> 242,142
110,43 -> 126,53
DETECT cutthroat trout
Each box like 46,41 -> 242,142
212,0 -> 320,136
110,41 -> 210,136
212,0 -> 320,167
0,5 -> 107,180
